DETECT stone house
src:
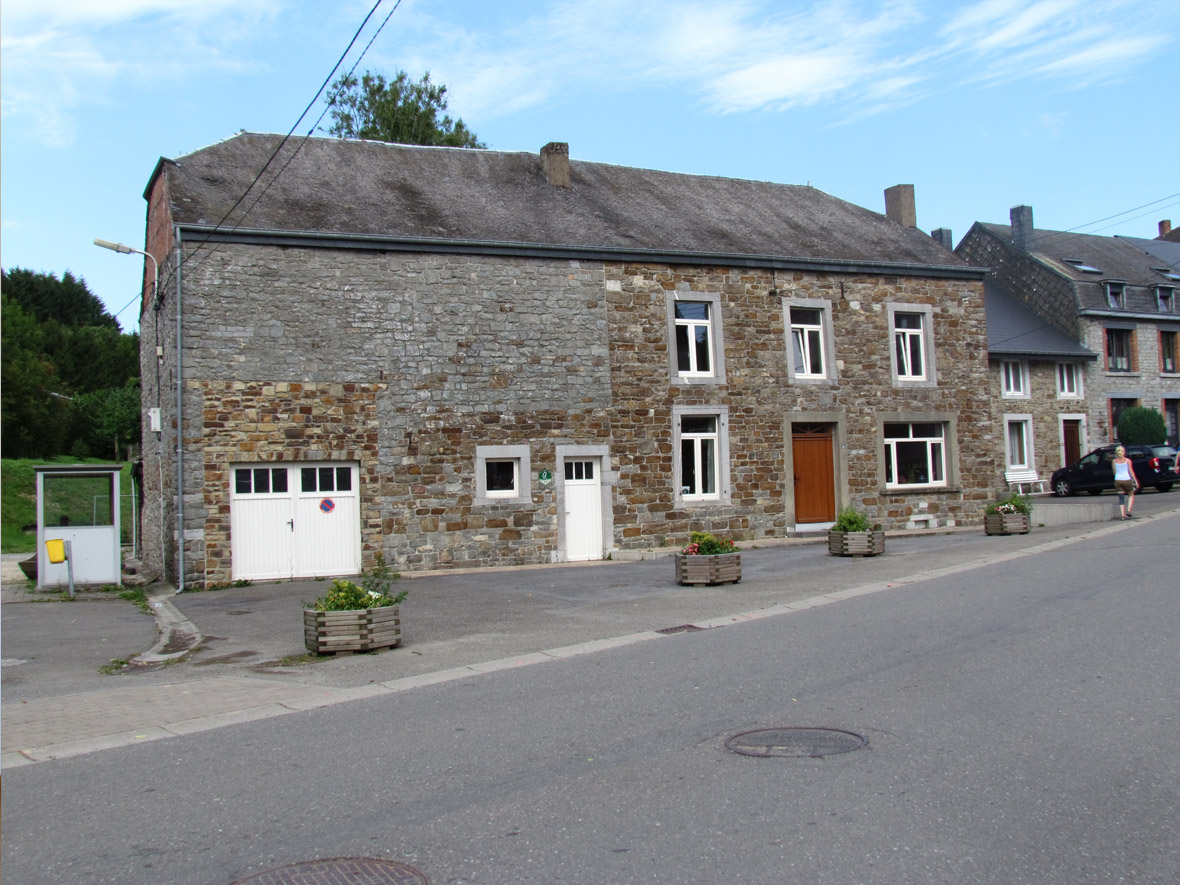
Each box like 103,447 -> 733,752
983,281 -> 1096,487
957,207 -> 1180,455
138,133 -> 995,588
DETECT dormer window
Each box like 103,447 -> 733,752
1157,286 -> 1176,313
1105,282 -> 1126,309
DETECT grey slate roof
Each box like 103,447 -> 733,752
153,132 -> 971,272
985,281 -> 1095,359
1115,234 -> 1180,276
977,222 -> 1178,315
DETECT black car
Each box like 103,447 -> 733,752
1051,444 -> 1177,496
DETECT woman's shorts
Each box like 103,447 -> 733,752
1115,479 -> 1135,495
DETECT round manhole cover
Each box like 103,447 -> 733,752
232,857 -> 429,884
725,727 -> 867,758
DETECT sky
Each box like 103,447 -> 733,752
2,0 -> 1178,333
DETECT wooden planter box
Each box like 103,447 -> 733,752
984,513 -> 1030,535
828,529 -> 886,556
674,552 -> 742,586
304,605 -> 401,655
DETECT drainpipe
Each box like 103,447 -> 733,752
174,227 -> 186,592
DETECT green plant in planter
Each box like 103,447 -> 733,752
682,531 -> 739,555
985,494 -> 1032,516
832,506 -> 878,533
306,552 -> 406,611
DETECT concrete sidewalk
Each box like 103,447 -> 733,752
4,495 -> 1178,769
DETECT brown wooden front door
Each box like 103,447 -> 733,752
1062,419 -> 1082,467
792,428 -> 835,523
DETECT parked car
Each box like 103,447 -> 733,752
1051,444 -> 1177,496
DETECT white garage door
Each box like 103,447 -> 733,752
230,462 -> 361,581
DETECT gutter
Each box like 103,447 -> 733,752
174,226 -> 186,592
177,224 -> 988,282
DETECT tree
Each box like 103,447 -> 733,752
325,70 -> 486,148
1117,406 -> 1166,445
2,268 -> 119,329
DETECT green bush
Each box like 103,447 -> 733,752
306,552 -> 405,610
683,531 -> 739,555
833,506 -> 874,533
985,493 -> 1032,516
1117,407 -> 1166,445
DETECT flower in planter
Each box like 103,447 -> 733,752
832,506 -> 880,533
984,493 -> 1032,517
681,531 -> 739,555
306,553 -> 407,611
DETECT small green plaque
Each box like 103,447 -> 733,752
538,469 -> 553,482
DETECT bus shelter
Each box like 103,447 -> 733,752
35,465 -> 122,589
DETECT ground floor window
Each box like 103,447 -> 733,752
884,422 -> 947,488
474,445 -> 531,504
673,406 -> 730,503
1005,417 -> 1032,469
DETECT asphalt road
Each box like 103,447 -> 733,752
3,512 -> 1178,884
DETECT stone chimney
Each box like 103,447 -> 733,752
1011,205 -> 1034,251
884,184 -> 916,228
1160,219 -> 1173,238
931,228 -> 954,250
541,142 -> 570,188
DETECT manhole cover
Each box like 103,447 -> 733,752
725,727 -> 867,758
232,857 -> 429,884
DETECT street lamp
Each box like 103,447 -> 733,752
94,238 -> 159,308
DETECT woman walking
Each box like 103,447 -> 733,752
1112,445 -> 1139,519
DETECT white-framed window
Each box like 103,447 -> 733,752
1001,360 -> 1029,398
1004,415 -> 1033,469
1157,287 -> 1175,313
1056,362 -> 1084,398
1162,330 -> 1177,374
783,296 -> 836,382
888,303 -> 936,386
883,422 -> 947,488
474,445 -> 531,504
1105,282 -> 1126,309
673,406 -> 730,503
666,292 -> 725,384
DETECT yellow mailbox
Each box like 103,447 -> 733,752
46,538 -> 67,563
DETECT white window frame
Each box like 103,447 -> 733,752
1003,414 -> 1034,470
666,292 -> 725,385
474,445 -> 531,504
783,296 -> 837,383
1056,362 -> 1084,399
672,406 -> 730,504
887,303 -> 936,387
882,421 -> 948,489
1001,360 -> 1029,398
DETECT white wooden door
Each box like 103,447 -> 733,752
231,462 -> 360,581
564,458 -> 603,561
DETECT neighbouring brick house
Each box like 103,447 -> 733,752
957,207 -> 1180,456
983,281 -> 1096,486
138,133 -> 995,588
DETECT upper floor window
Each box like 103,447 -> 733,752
1056,362 -> 1083,398
782,297 -> 836,383
666,293 -> 725,385
1162,331 -> 1177,374
1106,328 -> 1133,372
888,304 -> 936,386
1001,360 -> 1028,398
1158,287 -> 1176,313
1105,282 -> 1126,309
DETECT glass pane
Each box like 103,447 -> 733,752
336,467 -> 351,491
253,468 -> 270,494
700,438 -> 716,494
693,326 -> 711,373
675,324 -> 691,372
43,475 -> 113,527
583,461 -> 594,480
791,307 -> 820,325
301,467 -> 317,492
681,439 -> 697,494
565,462 -> 575,480
674,302 -> 709,321
895,440 -> 929,484
912,423 -> 943,438
681,415 -> 717,434
931,442 -> 944,482
907,334 -> 924,376
895,312 -> 921,329
486,460 -> 516,493
806,329 -> 823,375
272,469 -> 288,494
791,328 -> 806,374
319,467 -> 335,492
884,445 -> 894,484
235,469 -> 251,495
883,423 -> 910,439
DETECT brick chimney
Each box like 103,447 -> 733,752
541,142 -> 570,188
1011,205 -> 1034,251
884,184 -> 916,228
1160,219 -> 1173,238
931,228 -> 954,250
